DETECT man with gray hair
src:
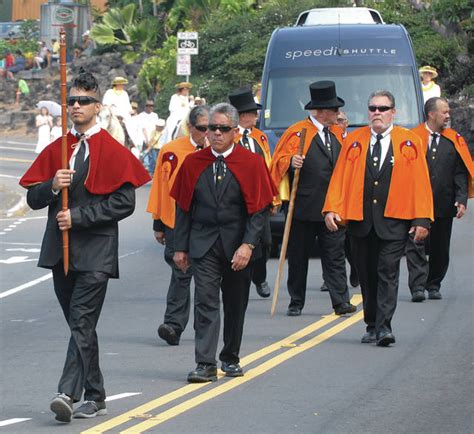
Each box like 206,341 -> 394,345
324,90 -> 433,347
171,103 -> 277,382
147,105 -> 210,346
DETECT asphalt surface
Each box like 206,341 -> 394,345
0,136 -> 473,433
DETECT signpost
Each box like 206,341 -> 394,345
177,32 -> 198,81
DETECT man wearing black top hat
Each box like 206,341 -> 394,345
229,87 -> 274,298
270,81 -> 356,317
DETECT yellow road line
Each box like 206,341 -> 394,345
123,310 -> 364,433
83,295 -> 362,433
0,157 -> 34,163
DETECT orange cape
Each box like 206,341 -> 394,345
146,136 -> 196,228
170,145 -> 277,214
412,124 -> 474,198
19,129 -> 151,194
234,127 -> 271,167
269,118 -> 343,201
323,126 -> 434,221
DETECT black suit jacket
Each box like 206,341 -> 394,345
174,165 -> 267,261
293,131 -> 341,221
27,159 -> 135,277
427,135 -> 468,218
349,143 -> 430,240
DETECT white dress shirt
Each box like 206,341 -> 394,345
425,123 -> 440,149
309,115 -> 328,144
370,125 -> 393,169
70,123 -> 101,172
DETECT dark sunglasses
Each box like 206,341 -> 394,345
194,125 -> 208,132
368,105 -> 393,113
67,96 -> 99,106
208,124 -> 235,133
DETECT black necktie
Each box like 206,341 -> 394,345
215,156 -> 225,191
323,127 -> 332,151
372,133 -> 383,170
196,145 -> 203,151
242,129 -> 251,151
73,133 -> 86,172
429,133 -> 438,160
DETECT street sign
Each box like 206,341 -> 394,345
177,32 -> 198,55
176,54 -> 191,76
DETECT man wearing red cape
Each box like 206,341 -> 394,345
20,71 -> 150,423
171,103 -> 277,382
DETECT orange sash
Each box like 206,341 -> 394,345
269,118 -> 343,201
323,126 -> 433,221
412,124 -> 474,198
146,136 -> 196,228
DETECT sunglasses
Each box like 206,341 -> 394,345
208,124 -> 235,133
194,125 -> 208,132
67,96 -> 99,106
368,105 -> 393,113
337,118 -> 348,123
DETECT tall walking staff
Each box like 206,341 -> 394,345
271,128 -> 307,317
59,29 -> 69,275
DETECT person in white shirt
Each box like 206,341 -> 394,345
162,82 -> 193,145
419,65 -> 441,103
102,77 -> 133,120
137,100 -> 160,150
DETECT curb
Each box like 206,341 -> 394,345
6,195 -> 28,217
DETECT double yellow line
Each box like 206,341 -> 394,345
83,295 -> 363,433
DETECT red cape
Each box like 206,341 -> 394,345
20,129 -> 151,194
170,145 -> 277,214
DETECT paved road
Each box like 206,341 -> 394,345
0,138 -> 472,433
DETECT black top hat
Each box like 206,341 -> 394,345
304,81 -> 345,110
228,87 -> 262,113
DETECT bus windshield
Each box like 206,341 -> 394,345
263,65 -> 419,130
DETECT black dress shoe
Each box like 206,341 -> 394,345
334,302 -> 357,315
221,361 -> 244,377
428,290 -> 442,300
187,363 -> 217,383
376,331 -> 396,347
157,323 -> 180,346
256,281 -> 271,298
286,307 -> 301,316
349,270 -> 359,288
361,330 -> 376,343
320,282 -> 329,292
411,290 -> 426,302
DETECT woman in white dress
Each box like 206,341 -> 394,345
35,107 -> 53,154
419,65 -> 441,103
161,82 -> 193,145
50,116 -> 62,142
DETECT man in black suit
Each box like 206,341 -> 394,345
172,103 -> 275,382
229,87 -> 273,298
407,97 -> 472,302
270,81 -> 356,317
20,71 -> 150,422
324,90 -> 432,347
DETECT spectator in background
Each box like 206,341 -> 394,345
35,106 -> 53,154
162,82 -> 193,144
125,102 -> 145,152
143,118 -> 166,175
336,110 -> 349,139
6,50 -> 26,80
138,100 -> 160,151
419,65 -> 441,102
51,38 -> 60,63
102,76 -> 133,120
50,116 -> 62,142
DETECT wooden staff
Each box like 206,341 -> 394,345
59,29 -> 69,275
271,128 -> 307,317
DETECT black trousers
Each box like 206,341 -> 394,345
352,230 -> 406,334
163,226 -> 192,336
406,217 -> 453,293
251,243 -> 270,286
287,219 -> 349,309
191,238 -> 252,365
52,264 -> 109,403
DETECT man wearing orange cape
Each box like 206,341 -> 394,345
406,97 -> 473,302
270,81 -> 356,317
324,90 -> 433,347
229,87 -> 273,298
20,71 -> 150,422
146,105 -> 209,346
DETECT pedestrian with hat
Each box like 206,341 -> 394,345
162,82 -> 194,145
102,76 -> 133,120
419,65 -> 441,103
270,81 -> 356,317
229,86 -> 274,298
137,100 -> 160,151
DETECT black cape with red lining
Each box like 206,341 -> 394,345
20,129 -> 151,194
170,144 -> 277,214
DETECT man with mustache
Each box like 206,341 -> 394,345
324,90 -> 433,346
